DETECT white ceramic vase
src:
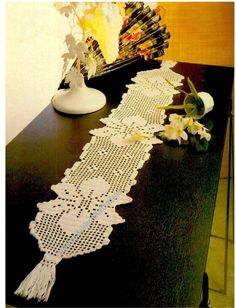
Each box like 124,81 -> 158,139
52,79 -> 106,115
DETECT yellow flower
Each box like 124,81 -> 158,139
183,116 -> 194,128
80,3 -> 123,64
116,2 -> 126,18
130,130 -> 148,142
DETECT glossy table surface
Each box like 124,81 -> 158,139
6,60 -> 234,307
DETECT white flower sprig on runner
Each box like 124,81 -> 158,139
128,129 -> 162,145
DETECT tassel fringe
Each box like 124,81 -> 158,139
15,254 -> 61,302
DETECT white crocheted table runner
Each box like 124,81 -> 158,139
15,61 -> 184,302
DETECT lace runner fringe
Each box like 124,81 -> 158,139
15,254 -> 61,302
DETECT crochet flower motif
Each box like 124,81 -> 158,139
90,116 -> 163,146
36,178 -> 131,236
128,74 -> 182,97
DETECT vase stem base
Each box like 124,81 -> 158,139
52,86 -> 106,115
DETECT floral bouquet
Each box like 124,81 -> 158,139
52,2 -> 171,114
156,77 -> 214,152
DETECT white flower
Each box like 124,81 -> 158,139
75,3 -> 94,18
54,1 -> 124,77
54,2 -> 73,17
65,34 -> 88,62
198,127 -> 211,141
187,120 -> 204,135
160,121 -> 188,145
169,113 -> 184,124
65,67 -> 83,88
186,118 -> 211,141
128,129 -> 162,145
85,54 -> 97,79
61,35 -> 88,76
182,116 -> 194,128
130,130 -> 148,142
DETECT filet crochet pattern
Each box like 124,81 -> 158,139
15,61 -> 184,302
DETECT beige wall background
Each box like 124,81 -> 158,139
160,2 -> 234,67
6,2 -> 234,144
6,2 -> 70,144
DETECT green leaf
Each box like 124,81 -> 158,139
165,78 -> 189,95
187,77 -> 199,100
195,138 -> 209,152
205,120 -> 214,131
189,135 -> 209,152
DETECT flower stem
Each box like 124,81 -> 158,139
165,79 -> 189,95
157,103 -> 195,110
71,3 -> 80,20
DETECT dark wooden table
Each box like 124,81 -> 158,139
6,60 -> 234,307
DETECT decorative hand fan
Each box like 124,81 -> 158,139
81,2 -> 170,79
52,2 -> 170,114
